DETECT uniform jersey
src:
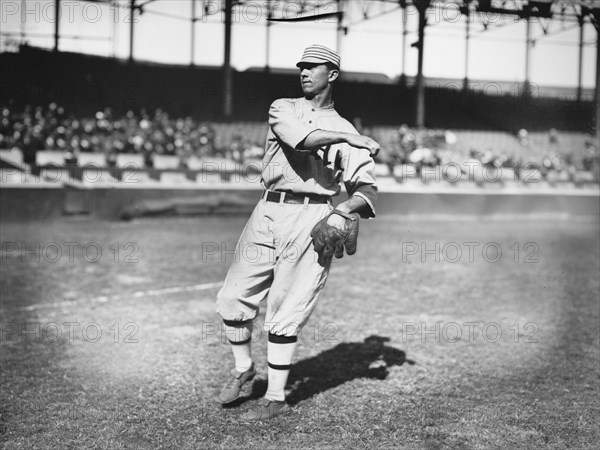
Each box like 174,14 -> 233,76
217,96 -> 379,336
262,97 -> 378,218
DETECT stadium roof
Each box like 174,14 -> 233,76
3,0 -> 597,126
81,1 -> 599,24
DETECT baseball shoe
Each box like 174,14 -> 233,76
217,363 -> 256,405
240,399 -> 290,421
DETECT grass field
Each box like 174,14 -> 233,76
1,215 -> 599,448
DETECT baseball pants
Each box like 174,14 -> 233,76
216,194 -> 333,336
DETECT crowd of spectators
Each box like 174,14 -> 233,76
0,103 -> 261,169
1,104 -> 598,183
372,124 -> 599,182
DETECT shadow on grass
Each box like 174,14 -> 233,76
230,335 -> 414,407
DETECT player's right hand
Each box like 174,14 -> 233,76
346,134 -> 380,157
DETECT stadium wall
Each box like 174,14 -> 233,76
0,47 -> 595,132
1,186 -> 598,222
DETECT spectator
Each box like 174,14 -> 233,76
1,103 -> 595,188
517,128 -> 529,147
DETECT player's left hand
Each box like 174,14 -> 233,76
326,213 -> 347,230
311,210 -> 360,266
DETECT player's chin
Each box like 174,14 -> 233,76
301,85 -> 314,96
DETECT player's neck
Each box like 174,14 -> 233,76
305,90 -> 334,109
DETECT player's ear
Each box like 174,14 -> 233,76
328,67 -> 340,83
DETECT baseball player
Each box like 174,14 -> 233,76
215,44 -> 379,420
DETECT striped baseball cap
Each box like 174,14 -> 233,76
296,44 -> 341,69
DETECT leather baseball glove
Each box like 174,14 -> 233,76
310,209 -> 360,266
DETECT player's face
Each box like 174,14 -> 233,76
299,63 -> 338,97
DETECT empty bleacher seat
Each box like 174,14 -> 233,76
40,166 -> 68,184
520,168 -> 543,185
36,150 -> 65,166
159,172 -> 193,185
116,153 -> 145,169
374,163 -> 391,177
573,171 -> 596,185
81,168 -> 119,185
209,158 -> 239,172
0,149 -> 24,167
442,164 -> 462,183
1,168 -> 55,186
121,169 -> 156,185
186,156 -> 203,170
1,168 -> 26,184
527,131 -> 589,158
555,170 -> 570,182
153,154 -> 181,170
546,170 -> 578,188
195,172 -> 223,184
499,168 -> 516,182
453,130 -> 522,157
78,152 -> 107,168
189,158 -> 240,178
393,164 -> 417,180
480,166 -> 503,183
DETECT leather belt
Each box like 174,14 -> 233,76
263,190 -> 330,205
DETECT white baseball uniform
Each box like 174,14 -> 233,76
216,97 -> 377,336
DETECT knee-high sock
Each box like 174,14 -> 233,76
265,333 -> 298,402
223,320 -> 253,373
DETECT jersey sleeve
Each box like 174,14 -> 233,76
339,146 -> 378,218
268,99 -> 315,149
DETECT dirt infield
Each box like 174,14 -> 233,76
1,216 -> 599,448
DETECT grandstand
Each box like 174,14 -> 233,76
0,0 -> 598,220
1,103 -> 597,200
